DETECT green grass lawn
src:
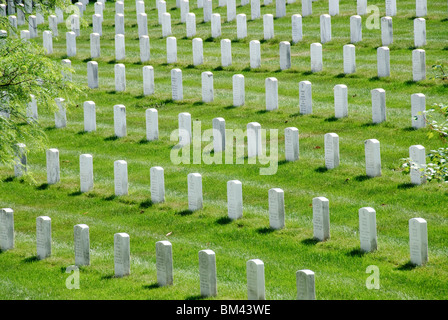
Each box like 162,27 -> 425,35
0,0 -> 447,300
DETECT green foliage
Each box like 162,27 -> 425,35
430,63 -> 448,81
0,37 -> 83,168
401,103 -> 448,182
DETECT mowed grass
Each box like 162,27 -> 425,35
0,0 -> 448,300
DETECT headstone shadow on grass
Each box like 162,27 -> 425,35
301,238 -> 319,246
143,282 -> 160,290
22,256 -> 39,263
216,216 -> 232,225
346,248 -> 367,257
396,261 -> 418,271
256,227 -> 275,235
185,294 -> 206,300
36,183 -> 49,190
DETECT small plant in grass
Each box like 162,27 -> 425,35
400,103 -> 448,182
430,63 -> 448,81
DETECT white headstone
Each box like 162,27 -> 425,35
171,68 -> 183,101
167,37 -> 177,64
188,173 -> 203,211
70,14 -> 80,37
113,104 -> 126,137
213,117 -> 226,152
136,0 -> 145,16
211,13 -> 221,38
359,207 -> 377,252
28,15 -> 37,38
116,1 -> 124,14
90,33 -> 101,59
49,15 -> 58,37
411,93 -> 426,129
311,43 -> 323,73
158,1 -> 166,25
87,61 -> 99,89
143,66 -> 154,96
94,2 -> 104,20
409,218 -> 428,265
114,160 -> 128,196
237,14 -> 247,39
199,249 -> 217,296
299,81 -> 312,115
250,40 -> 261,69
386,0 -> 397,16
371,88 -> 386,124
115,64 -> 126,92
296,269 -> 315,300
263,14 -> 274,40
414,18 -> 426,48
156,240 -> 173,286
186,13 -> 196,37
357,0 -> 367,15
46,148 -> 60,184
178,112 -> 191,145
412,49 -> 426,82
416,0 -> 427,17
292,14 -> 303,44
313,196 -> 330,241
36,216 -> 51,260
279,41 -> 291,71
343,44 -> 356,74
203,0 -> 212,22
285,127 -> 299,162
302,0 -> 312,17
80,154 -> 94,193
227,180 -> 243,220
381,16 -> 393,47
115,13 -> 125,35
320,14 -> 331,44
350,15 -> 362,44
14,143 -> 27,177
54,98 -> 67,129
137,12 -> 148,38
365,139 -> 381,177
334,84 -> 348,118
27,95 -> 38,120
55,7 -> 63,23
251,0 -> 261,20
247,122 -> 262,157
20,29 -> 30,40
377,46 -> 390,78
162,12 -> 171,37
92,14 -> 102,36
74,224 -> 90,266
202,71 -> 214,103
227,0 -> 236,22
83,101 -> 96,132
114,233 -> 130,277
221,39 -> 232,67
247,259 -> 265,300
269,188 -> 285,229
324,133 -> 339,169
146,108 -> 158,141
265,77 -> 278,111
150,166 -> 165,203
329,0 -> 339,16
233,74 -> 245,107
0,208 -> 14,251
193,38 -> 204,66
276,0 -> 286,18
115,34 -> 126,61
66,31 -> 77,57
140,35 -> 150,62
410,145 -> 426,185
181,0 -> 189,23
